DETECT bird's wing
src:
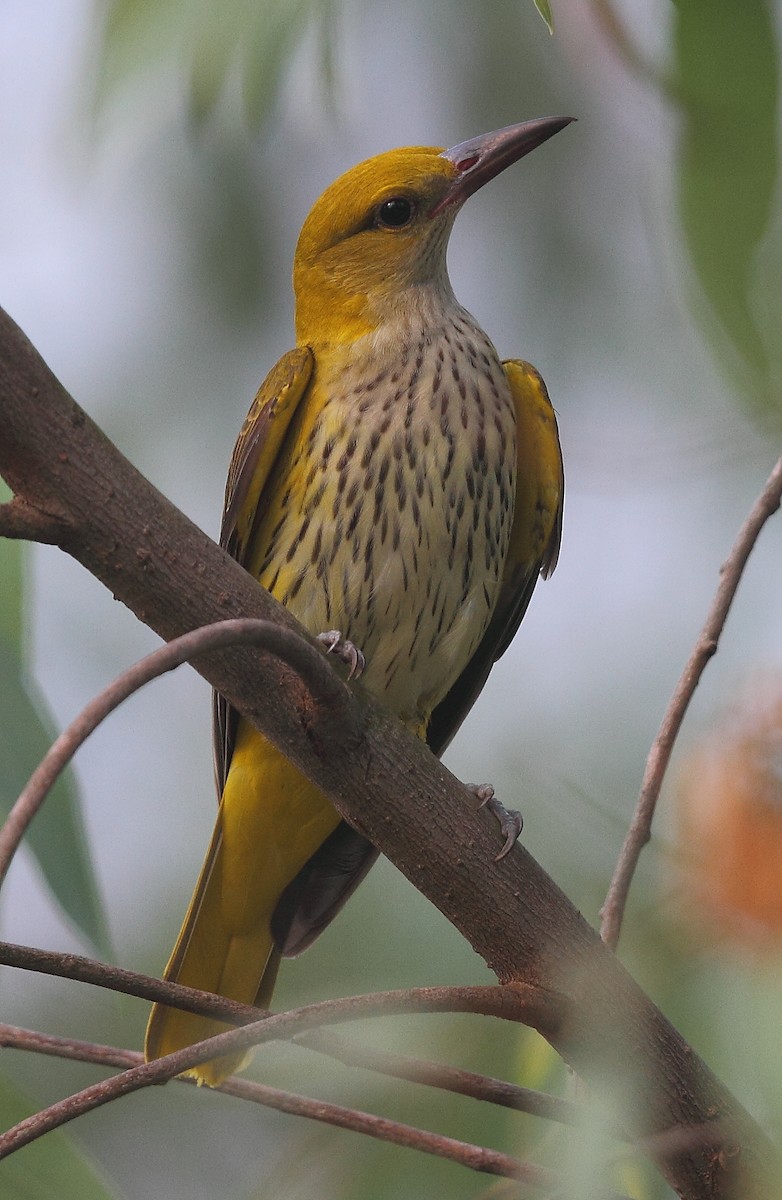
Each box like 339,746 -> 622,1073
426,358 -> 563,757
213,346 -> 314,796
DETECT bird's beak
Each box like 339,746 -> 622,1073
429,116 -> 575,216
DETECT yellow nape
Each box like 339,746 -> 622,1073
293,146 -> 459,346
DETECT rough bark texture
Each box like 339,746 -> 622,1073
0,307 -> 776,1197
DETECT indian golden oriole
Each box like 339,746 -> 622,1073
145,117 -> 569,1085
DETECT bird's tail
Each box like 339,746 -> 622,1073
144,728 -> 341,1087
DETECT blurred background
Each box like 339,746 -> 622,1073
1,1 -> 782,1196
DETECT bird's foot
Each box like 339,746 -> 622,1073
469,783 -> 523,862
317,630 -> 366,680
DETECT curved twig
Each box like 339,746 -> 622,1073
0,939 -> 260,1022
0,941 -> 555,1031
0,618 -> 349,887
0,985 -> 554,1161
0,1026 -> 546,1188
298,1028 -> 586,1129
600,453 -> 782,949
0,939 -> 575,1126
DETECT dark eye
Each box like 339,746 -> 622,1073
375,196 -> 416,229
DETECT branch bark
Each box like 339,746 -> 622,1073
0,1026 -> 563,1190
0,306 -> 776,1197
0,940 -> 574,1121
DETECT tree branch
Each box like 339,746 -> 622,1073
0,1025 -> 558,1191
0,939 -> 577,1125
298,1028 -> 587,1129
0,987 -> 551,1159
0,496 -> 67,544
0,304 -> 777,1197
600,453 -> 782,950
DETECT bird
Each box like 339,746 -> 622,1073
144,117 -> 569,1086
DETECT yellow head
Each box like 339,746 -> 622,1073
293,118 -> 573,346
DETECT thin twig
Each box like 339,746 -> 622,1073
0,986 -> 553,1163
600,454 -> 782,949
0,1024 -> 138,1071
208,1079 -> 547,1186
0,939 -> 262,1022
0,1026 -> 542,1188
0,618 -> 349,887
0,940 -> 576,1127
0,1024 -> 638,1196
0,941 -> 554,1034
298,1028 -> 588,1129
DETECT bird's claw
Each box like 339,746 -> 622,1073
469,783 -> 523,861
317,630 -> 366,680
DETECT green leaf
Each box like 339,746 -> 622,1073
0,1070 -> 121,1199
533,0 -> 554,34
674,0 -> 778,408
0,639 -> 110,956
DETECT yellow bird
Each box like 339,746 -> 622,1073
145,118 -> 569,1086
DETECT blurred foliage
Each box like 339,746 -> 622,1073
98,0 -> 553,124
0,483 -> 108,955
676,674 -> 782,946
97,0 -> 340,127
0,1073 -> 120,1199
673,0 -> 780,419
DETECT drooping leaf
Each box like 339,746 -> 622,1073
0,1070 -> 121,1199
533,0 -> 554,35
0,484 -> 108,953
673,0 -> 778,410
0,638 -> 109,955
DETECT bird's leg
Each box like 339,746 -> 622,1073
469,784 -> 523,861
317,630 -> 366,680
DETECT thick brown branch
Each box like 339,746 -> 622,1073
600,453 -> 782,950
0,305 -> 777,1197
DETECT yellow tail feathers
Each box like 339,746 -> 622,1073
145,726 -> 341,1086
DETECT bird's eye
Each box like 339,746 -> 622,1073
375,196 -> 416,229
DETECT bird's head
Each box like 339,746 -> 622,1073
293,117 -> 573,347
